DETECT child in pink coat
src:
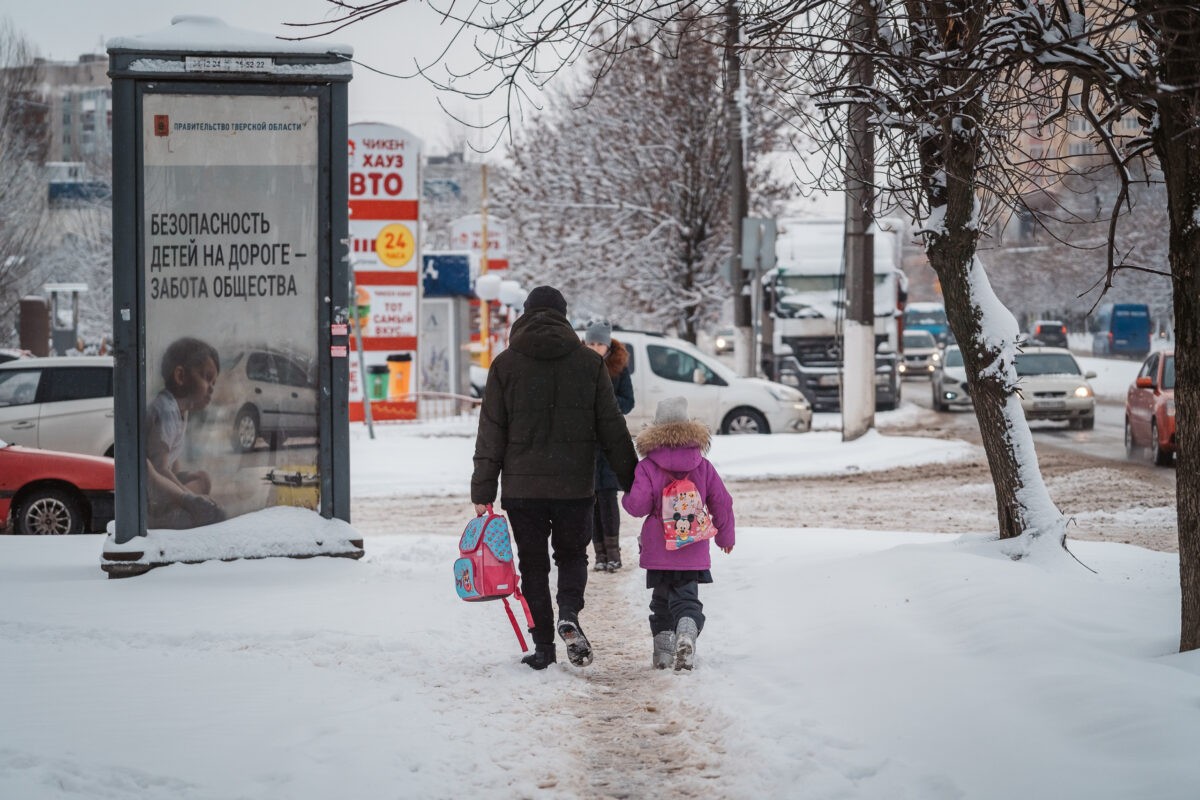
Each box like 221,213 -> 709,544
621,396 -> 735,670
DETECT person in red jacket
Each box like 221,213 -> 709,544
621,396 -> 735,671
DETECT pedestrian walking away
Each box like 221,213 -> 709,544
622,396 -> 735,671
472,286 -> 638,670
582,318 -> 634,573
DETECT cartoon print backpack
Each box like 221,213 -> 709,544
454,505 -> 535,651
660,471 -> 717,551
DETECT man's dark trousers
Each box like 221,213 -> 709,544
507,500 -> 594,646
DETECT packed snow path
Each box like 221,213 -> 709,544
548,567 -> 730,799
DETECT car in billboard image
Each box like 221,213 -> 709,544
1,438 -> 115,534
212,348 -> 319,452
1125,350 -> 1176,466
1014,347 -> 1096,429
931,345 -> 972,411
0,356 -> 115,457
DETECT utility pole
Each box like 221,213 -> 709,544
725,0 -> 752,377
842,0 -> 876,441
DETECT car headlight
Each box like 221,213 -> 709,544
1074,385 -> 1093,398
931,351 -> 941,364
767,383 -> 803,403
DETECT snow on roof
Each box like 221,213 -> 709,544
107,15 -> 352,58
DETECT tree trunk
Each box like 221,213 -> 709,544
929,233 -> 1025,540
922,125 -> 1060,546
1148,3 -> 1200,651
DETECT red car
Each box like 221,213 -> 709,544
0,439 -> 115,534
1125,351 -> 1176,466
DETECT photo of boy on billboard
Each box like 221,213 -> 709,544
146,337 -> 226,529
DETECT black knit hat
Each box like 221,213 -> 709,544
524,285 -> 567,316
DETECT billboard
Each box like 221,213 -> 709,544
348,122 -> 421,421
142,93 -> 320,528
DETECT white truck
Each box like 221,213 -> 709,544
765,218 -> 906,411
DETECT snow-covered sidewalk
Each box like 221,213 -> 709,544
3,524 -> 1197,798
2,421 -> 1196,799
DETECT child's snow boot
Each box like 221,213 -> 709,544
674,617 -> 698,671
653,631 -> 675,669
556,616 -> 593,667
521,643 -> 556,670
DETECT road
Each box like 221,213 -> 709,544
902,374 -> 1135,461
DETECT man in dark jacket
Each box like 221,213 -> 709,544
472,285 -> 637,670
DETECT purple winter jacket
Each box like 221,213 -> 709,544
621,419 -> 735,571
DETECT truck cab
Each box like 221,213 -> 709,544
766,219 -> 905,411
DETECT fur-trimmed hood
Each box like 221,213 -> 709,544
605,338 -> 629,379
634,419 -> 711,458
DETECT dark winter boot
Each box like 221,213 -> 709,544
556,617 -> 594,667
521,643 -> 556,670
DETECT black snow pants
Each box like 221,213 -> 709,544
506,500 -> 594,646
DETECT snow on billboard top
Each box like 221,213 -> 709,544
107,15 -> 353,57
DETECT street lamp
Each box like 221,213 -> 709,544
475,272 -> 503,368
497,280 -> 525,350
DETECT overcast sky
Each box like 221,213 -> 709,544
11,0 -> 520,154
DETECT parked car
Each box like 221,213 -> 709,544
586,329 -> 812,434
1125,350 -> 1176,465
1028,319 -> 1069,349
1092,303 -> 1151,358
899,329 -> 940,379
931,345 -> 973,411
211,348 -> 319,452
1014,347 -> 1096,429
0,356 -> 114,457
0,438 -> 115,534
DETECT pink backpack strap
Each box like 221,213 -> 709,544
501,595 -> 530,652
479,503 -> 536,652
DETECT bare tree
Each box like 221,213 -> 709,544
494,14 -> 792,339
1008,0 -> 1200,649
299,0 -> 1093,556
0,20 -> 47,345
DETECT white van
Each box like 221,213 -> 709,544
604,330 -> 812,434
0,356 -> 115,457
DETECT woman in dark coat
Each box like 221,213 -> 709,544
583,319 -> 634,572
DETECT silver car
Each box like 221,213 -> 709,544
931,345 -> 972,411
1015,347 -> 1096,429
899,329 -> 940,380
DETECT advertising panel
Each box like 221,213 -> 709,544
142,93 -> 320,527
348,122 -> 421,421
449,214 -> 508,271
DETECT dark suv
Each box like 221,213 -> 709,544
1029,320 -> 1068,349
